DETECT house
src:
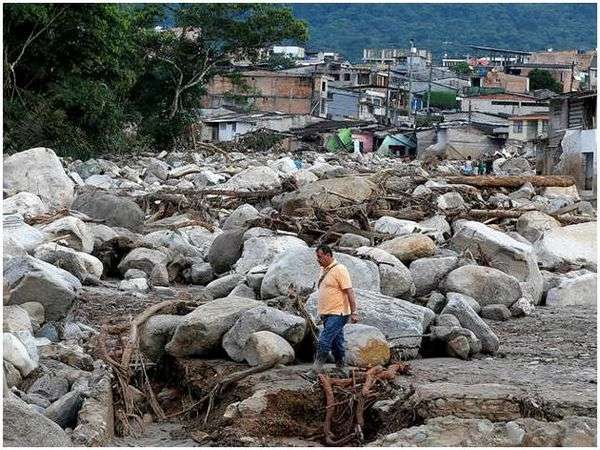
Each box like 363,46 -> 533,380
482,70 -> 529,94
508,114 -> 549,141
271,46 -> 305,59
418,123 -> 503,160
203,70 -> 330,118
197,108 -> 321,142
459,92 -> 549,116
541,90 -> 597,198
363,48 -> 432,66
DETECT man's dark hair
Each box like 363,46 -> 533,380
316,244 -> 333,256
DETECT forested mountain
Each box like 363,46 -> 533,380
289,3 -> 597,62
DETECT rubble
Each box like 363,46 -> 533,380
2,142 -> 596,447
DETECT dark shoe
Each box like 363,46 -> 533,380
304,352 -> 329,378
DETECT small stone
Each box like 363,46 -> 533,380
124,269 -> 147,280
480,304 -> 512,321
510,297 -> 535,317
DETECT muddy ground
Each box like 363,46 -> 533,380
73,286 -> 596,446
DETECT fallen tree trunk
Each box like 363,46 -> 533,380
445,175 -> 576,188
455,209 -> 595,225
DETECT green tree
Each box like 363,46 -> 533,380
451,62 -> 472,76
263,53 -> 298,71
528,68 -> 562,93
421,91 -> 459,109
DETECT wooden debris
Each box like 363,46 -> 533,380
445,175 -> 576,188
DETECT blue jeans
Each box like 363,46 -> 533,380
318,314 -> 349,362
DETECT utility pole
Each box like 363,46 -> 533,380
407,39 -> 414,127
570,60 -> 576,92
386,63 -> 391,124
426,62 -> 433,118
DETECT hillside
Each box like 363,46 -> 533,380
289,3 -> 597,62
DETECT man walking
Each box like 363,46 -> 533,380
311,244 -> 358,375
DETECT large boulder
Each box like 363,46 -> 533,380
3,147 -> 74,211
234,235 -> 307,275
355,247 -> 415,298
373,217 -> 418,236
181,225 -> 222,260
307,289 -> 434,359
410,256 -> 459,297
118,248 -> 169,278
441,293 -> 500,354
450,220 -> 543,304
3,397 -> 72,447
222,306 -> 306,362
27,374 -> 69,403
34,243 -> 103,281
494,156 -> 533,176
291,169 -> 318,187
141,230 -> 203,258
222,204 -> 261,230
3,332 -> 37,376
165,296 -> 262,357
215,166 -> 281,192
516,211 -> 561,243
3,305 -> 33,333
268,157 -> 298,175
261,247 -> 380,299
437,191 -> 466,212
377,234 -> 437,263
546,273 -> 596,306
4,256 -> 81,321
205,273 -> 244,299
3,192 -> 48,218
343,324 -> 390,367
208,228 -> 246,274
72,190 -> 145,232
534,222 -> 597,271
276,176 -> 377,215
241,331 -> 295,366
40,216 -> 94,254
44,390 -> 84,428
442,265 -> 522,308
418,215 -> 451,243
4,214 -> 47,255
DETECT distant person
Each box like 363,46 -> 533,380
463,156 -> 474,176
478,159 -> 485,176
485,154 -> 494,175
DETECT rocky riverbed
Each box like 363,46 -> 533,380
3,146 -> 597,446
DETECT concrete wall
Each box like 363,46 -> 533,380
461,97 -> 548,116
328,88 -> 360,120
441,126 -> 501,159
352,132 -> 374,153
509,119 -> 547,141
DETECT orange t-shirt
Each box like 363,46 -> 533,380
317,261 -> 352,315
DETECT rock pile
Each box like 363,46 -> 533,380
3,145 -> 596,446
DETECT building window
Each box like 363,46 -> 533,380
513,120 -> 523,133
344,73 -> 351,81
231,122 -> 236,132
542,120 -> 548,132
583,152 -> 594,191
321,81 -> 326,91
320,101 -> 326,115
219,123 -> 226,130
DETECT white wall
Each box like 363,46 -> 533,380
462,98 -> 548,116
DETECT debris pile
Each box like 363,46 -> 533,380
3,145 -> 597,446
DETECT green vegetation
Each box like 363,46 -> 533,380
528,68 -> 563,93
3,4 -> 307,157
290,4 -> 596,62
421,91 -> 459,109
451,62 -> 472,76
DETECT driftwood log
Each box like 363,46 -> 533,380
456,209 -> 595,225
445,175 -> 576,188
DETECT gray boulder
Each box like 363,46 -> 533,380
242,331 -> 295,366
546,273 -> 596,306
40,216 -> 94,254
34,243 -> 103,281
339,233 -> 370,248
509,182 -> 535,200
534,222 -> 597,271
208,228 -> 246,274
189,261 -> 215,285
373,217 -> 418,236
124,268 -> 147,280
3,397 -> 72,446
4,256 -> 81,321
442,265 -> 522,308
450,220 -> 543,304
72,190 -> 145,232
227,283 -> 256,299
480,304 -> 512,321
3,332 -> 37,377
118,248 -> 168,278
3,192 -> 48,218
119,278 -> 149,292
441,293 -> 500,354
426,292 -> 447,314
3,147 -> 74,211
4,214 -> 47,256
139,314 -> 183,361
234,234 -> 307,275
205,273 -> 244,299
27,374 -> 69,403
141,230 -> 203,258
516,211 -> 561,243
223,204 -> 261,230
215,166 -> 281,192
261,247 -> 380,299
222,306 -> 306,362
510,297 -> 535,317
410,256 -> 459,297
354,247 -> 415,297
437,192 -> 465,212
44,390 -> 84,428
165,296 -> 262,357
307,289 -> 434,359
3,305 -> 33,333
418,215 -> 451,243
